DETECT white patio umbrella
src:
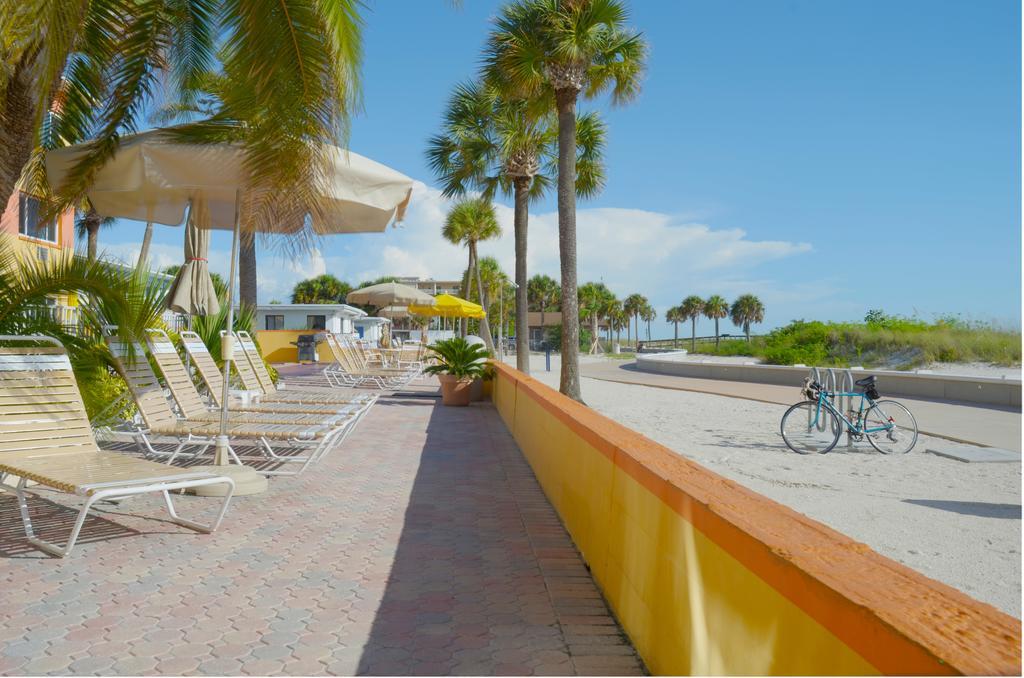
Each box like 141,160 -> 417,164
47,127 -> 413,489
346,281 -> 434,307
376,305 -> 409,319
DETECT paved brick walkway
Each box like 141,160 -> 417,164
0,390 -> 643,676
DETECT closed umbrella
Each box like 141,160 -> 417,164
346,282 -> 434,307
165,197 -> 220,316
47,126 -> 414,491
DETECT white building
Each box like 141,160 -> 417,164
353,316 -> 391,342
254,304 -> 366,334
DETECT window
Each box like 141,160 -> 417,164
18,194 -> 58,244
306,315 -> 326,330
265,314 -> 285,330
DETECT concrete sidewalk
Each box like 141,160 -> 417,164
580,361 -> 1022,451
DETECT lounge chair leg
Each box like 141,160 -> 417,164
15,477 -> 96,558
14,477 -> 38,542
257,437 -> 311,463
161,483 -> 234,533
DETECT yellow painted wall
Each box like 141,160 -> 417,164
254,330 -> 307,363
491,363 -> 1021,676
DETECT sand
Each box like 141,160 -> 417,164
506,353 -> 1022,617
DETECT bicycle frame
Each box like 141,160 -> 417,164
810,390 -> 893,435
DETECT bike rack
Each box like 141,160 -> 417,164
808,366 -> 856,448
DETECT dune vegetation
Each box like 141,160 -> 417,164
692,311 -> 1021,369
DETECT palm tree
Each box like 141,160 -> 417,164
484,0 -> 647,401
0,235 -> 167,417
238,235 -> 258,310
640,303 -> 656,342
74,207 -> 115,262
622,293 -> 647,348
443,199 -> 501,352
611,307 -> 628,347
426,81 -> 606,374
472,256 -> 506,341
291,274 -> 352,304
601,294 -> 620,344
704,294 -> 729,348
5,1 -> 364,229
527,274 -> 560,344
730,294 -> 765,342
680,295 -> 704,352
665,306 -> 682,348
578,281 -> 613,354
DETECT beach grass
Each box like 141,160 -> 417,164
690,316 -> 1021,369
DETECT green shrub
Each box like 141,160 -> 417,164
686,313 -> 1019,368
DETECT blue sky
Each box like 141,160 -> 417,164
97,0 -> 1022,337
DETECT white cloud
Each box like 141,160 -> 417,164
327,181 -> 814,311
92,178 -> 818,330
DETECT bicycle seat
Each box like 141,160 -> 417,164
855,375 -> 876,387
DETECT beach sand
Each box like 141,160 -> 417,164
505,353 -> 1021,617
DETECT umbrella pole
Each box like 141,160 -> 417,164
214,191 -> 242,466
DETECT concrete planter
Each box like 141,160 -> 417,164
438,374 -> 473,406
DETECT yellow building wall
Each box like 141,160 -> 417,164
491,362 -> 1020,676
254,330 -> 304,363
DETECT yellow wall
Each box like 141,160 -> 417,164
491,363 -> 1020,676
254,330 -> 308,363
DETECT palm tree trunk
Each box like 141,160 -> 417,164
715,318 -> 720,348
646,319 -> 651,341
691,317 -> 697,352
87,225 -> 98,261
460,256 -> 471,337
239,233 -> 258,309
471,241 -> 495,353
555,89 -> 581,401
673,322 -> 678,347
136,222 -> 154,270
513,178 -> 530,373
81,208 -> 102,262
0,47 -> 44,210
745,322 -> 751,342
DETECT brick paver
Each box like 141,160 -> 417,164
0,384 -> 642,676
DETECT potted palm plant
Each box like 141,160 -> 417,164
425,337 -> 490,406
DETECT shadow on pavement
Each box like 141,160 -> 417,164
902,499 -> 1021,519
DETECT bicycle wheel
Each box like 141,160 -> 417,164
780,401 -> 842,454
863,399 -> 918,454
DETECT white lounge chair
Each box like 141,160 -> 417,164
180,330 -> 374,406
145,329 -> 367,423
0,335 -> 234,557
106,337 -> 357,475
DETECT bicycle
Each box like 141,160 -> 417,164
780,374 -> 919,455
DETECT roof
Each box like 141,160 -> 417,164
255,304 -> 367,317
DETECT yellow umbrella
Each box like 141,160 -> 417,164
409,293 -> 486,319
